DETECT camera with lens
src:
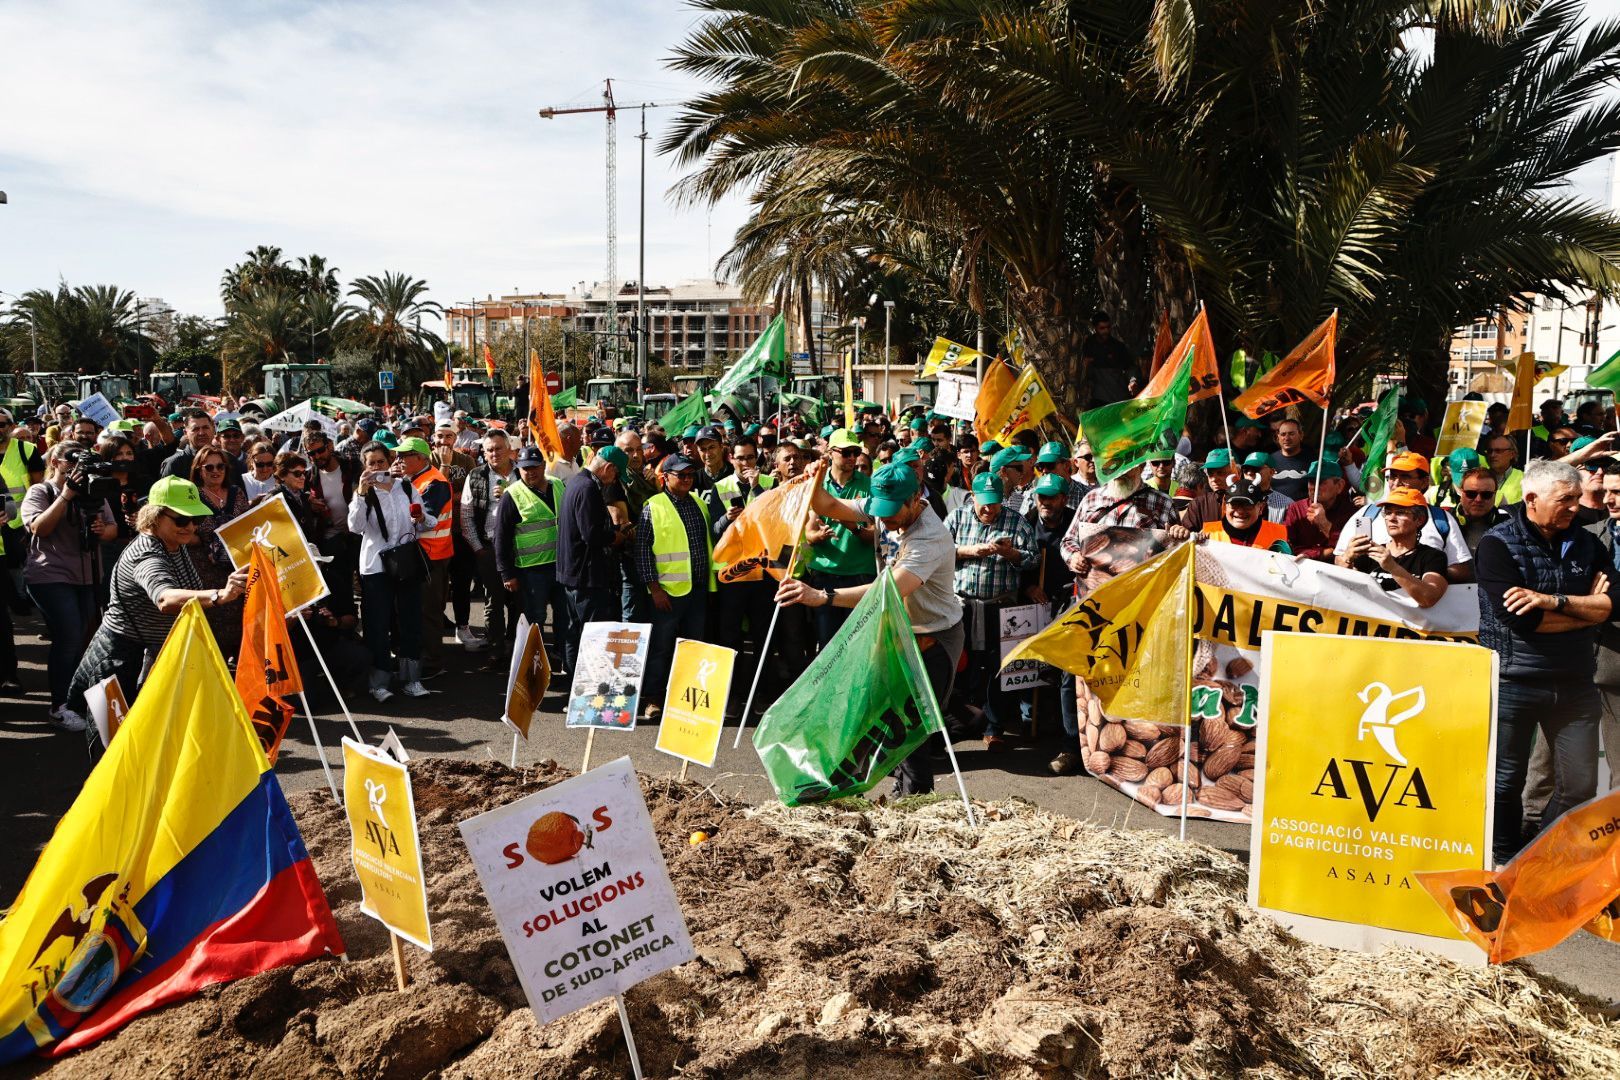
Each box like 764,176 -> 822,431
64,449 -> 120,501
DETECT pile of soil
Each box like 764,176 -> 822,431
27,759 -> 1620,1078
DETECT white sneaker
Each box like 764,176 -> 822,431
370,686 -> 394,703
456,626 -> 490,651
50,706 -> 88,733
401,681 -> 431,698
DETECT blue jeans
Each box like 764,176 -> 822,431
1494,679 -> 1601,864
518,564 -> 569,660
28,581 -> 96,709
645,590 -> 707,706
567,585 -> 619,672
360,571 -> 424,670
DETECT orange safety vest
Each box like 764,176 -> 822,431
410,465 -> 454,561
1201,519 -> 1289,551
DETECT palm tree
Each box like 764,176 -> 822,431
217,284 -> 304,394
1,283 -> 147,374
347,272 -> 443,384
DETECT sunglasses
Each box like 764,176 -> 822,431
1076,454 -> 1095,463
254,458 -> 275,468
161,511 -> 199,530
837,448 -> 860,457
201,463 -> 227,472
1459,489 -> 1496,499
287,469 -> 307,478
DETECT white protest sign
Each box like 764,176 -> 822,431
261,400 -> 339,438
458,756 -> 695,1025
998,602 -> 1051,690
85,674 -> 130,749
565,622 -> 652,730
935,372 -> 978,421
73,393 -> 121,429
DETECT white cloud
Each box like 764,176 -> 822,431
0,0 -> 751,322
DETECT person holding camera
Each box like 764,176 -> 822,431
349,441 -> 435,702
24,442 -> 120,731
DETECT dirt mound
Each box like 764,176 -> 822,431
24,759 -> 1620,1078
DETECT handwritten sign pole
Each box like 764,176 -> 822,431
297,690 -> 341,800
390,932 -> 409,991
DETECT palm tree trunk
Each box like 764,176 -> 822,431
1091,169 -> 1152,361
1011,277 -> 1087,417
800,277 -> 818,374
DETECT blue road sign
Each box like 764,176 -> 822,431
378,371 -> 396,390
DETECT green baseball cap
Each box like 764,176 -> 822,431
397,436 -> 432,457
990,446 -> 1032,470
1447,447 -> 1481,475
909,417 -> 926,431
1310,459 -> 1344,480
891,446 -> 923,467
1571,436 -> 1596,452
1323,431 -> 1347,450
1234,415 -> 1265,429
866,462 -> 920,517
595,445 -> 629,472
1203,448 -> 1232,470
979,440 -> 1002,455
1036,441 -> 1067,465
148,475 -> 213,517
744,423 -> 762,436
1033,473 -> 1067,497
375,429 -> 399,449
1242,451 -> 1272,469
820,425 -> 837,439
829,428 -> 861,450
682,425 -> 701,440
971,471 -> 1004,506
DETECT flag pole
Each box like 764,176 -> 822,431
1312,309 -> 1340,492
615,994 -> 644,1080
1177,546 -> 1196,842
297,612 -> 363,742
296,689 -> 341,801
1205,304 -> 1234,453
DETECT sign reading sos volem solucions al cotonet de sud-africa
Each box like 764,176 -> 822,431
457,757 -> 695,1024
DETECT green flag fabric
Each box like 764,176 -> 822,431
778,390 -> 826,426
550,386 -> 579,410
659,389 -> 710,432
1229,349 -> 1248,392
713,314 -> 787,396
1358,385 -> 1403,500
1078,348 -> 1194,483
753,571 -> 943,805
1589,349 -> 1620,393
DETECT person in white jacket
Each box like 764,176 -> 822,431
348,441 -> 438,701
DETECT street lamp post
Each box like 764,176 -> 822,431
883,300 -> 895,413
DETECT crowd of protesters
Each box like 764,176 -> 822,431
1,361 -> 1617,864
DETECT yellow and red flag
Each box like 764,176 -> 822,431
528,348 -> 563,460
443,350 -> 454,392
1230,310 -> 1338,417
236,543 -> 304,762
1141,305 -> 1222,404
482,341 -> 497,382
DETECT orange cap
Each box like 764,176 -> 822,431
1378,486 -> 1429,509
1386,450 -> 1430,474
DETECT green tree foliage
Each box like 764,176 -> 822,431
0,283 -> 151,375
346,272 -> 443,386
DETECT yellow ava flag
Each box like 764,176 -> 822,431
342,739 -> 432,951
654,639 -> 738,768
920,337 -> 984,380
1504,351 -> 1562,432
976,361 -> 1057,444
1002,541 -> 1194,724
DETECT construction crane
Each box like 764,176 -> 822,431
538,80 -> 678,396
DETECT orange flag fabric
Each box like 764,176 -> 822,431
973,358 -> 1019,444
1416,787 -> 1620,963
1149,308 -> 1174,378
1140,305 -> 1222,403
529,348 -> 563,460
236,543 -> 304,762
1505,351 -> 1539,432
483,341 -> 498,381
712,471 -> 819,584
1230,310 -> 1338,417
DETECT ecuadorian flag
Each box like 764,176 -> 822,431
0,602 -> 344,1062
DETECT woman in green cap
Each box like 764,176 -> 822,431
68,476 -> 249,729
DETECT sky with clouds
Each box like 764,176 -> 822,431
0,0 -> 752,323
4,0 -> 1620,328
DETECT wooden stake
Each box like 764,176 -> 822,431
616,994 -> 643,1080
581,727 -> 597,774
390,932 -> 409,991
678,759 -> 690,783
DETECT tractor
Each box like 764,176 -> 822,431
239,364 -> 374,420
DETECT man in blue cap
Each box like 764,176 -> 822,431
946,471 -> 1037,750
777,460 -> 964,795
635,454 -> 713,719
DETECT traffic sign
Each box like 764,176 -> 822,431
378,371 -> 396,390
544,371 -> 561,394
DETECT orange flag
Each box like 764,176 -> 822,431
528,348 -> 563,460
1230,310 -> 1338,418
1417,787 -> 1620,963
236,543 -> 304,762
712,471 -> 819,583
973,358 -> 1019,444
1140,305 -> 1222,403
1505,351 -> 1538,432
1148,308 -> 1174,378
483,341 -> 498,381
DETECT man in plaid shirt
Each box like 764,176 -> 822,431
1062,468 -> 1189,576
946,472 -> 1038,750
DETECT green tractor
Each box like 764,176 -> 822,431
567,377 -> 642,425
24,372 -> 78,408
0,373 -> 32,416
147,371 -> 208,409
452,368 -> 514,415
671,374 -> 715,400
419,379 -> 496,419
76,373 -> 142,415
240,364 -> 374,420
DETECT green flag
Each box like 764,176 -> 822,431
713,314 -> 787,395
1359,385 -> 1403,500
659,389 -> 709,433
1229,349 -> 1249,392
549,386 -> 578,410
778,389 -> 825,426
753,571 -> 943,805
1078,347 -> 1193,483
1590,349 -> 1620,393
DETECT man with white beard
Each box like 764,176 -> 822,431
1061,464 -> 1189,576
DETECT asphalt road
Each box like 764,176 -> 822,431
3,607 -> 1617,1004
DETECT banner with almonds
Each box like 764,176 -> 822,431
1068,529 -> 1478,823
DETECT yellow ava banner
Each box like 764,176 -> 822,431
655,639 -> 737,768
217,493 -> 329,615
1248,633 -> 1496,961
342,739 -> 432,951
1435,400 -> 1488,464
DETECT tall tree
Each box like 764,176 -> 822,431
346,272 -> 443,385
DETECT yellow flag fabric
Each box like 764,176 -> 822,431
844,358 -> 855,429
976,361 -> 1057,444
920,337 -> 983,380
1141,306 -> 1222,404
1002,541 -> 1194,724
1504,352 -> 1561,432
973,359 -> 1018,444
